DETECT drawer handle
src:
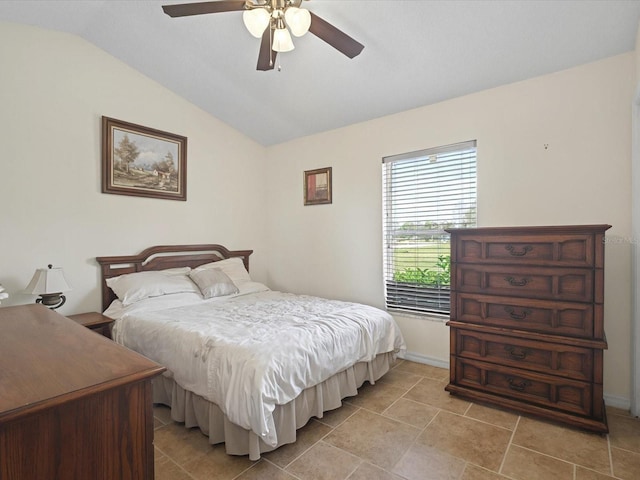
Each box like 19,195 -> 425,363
504,345 -> 530,360
504,307 -> 532,320
507,377 -> 532,392
505,276 -> 529,287
505,245 -> 533,257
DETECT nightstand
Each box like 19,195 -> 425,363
68,312 -> 114,339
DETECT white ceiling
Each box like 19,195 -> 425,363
1,0 -> 639,146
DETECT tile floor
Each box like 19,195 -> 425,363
153,360 -> 640,480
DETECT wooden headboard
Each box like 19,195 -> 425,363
96,244 -> 253,311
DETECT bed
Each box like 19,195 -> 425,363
96,244 -> 405,460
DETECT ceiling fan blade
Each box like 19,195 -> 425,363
257,28 -> 276,71
162,1 -> 246,18
308,12 -> 364,59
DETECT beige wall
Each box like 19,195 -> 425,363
630,22 -> 640,415
0,22 -> 268,313
265,53 -> 635,406
1,21 -> 635,407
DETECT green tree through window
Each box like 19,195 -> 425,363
382,141 -> 477,315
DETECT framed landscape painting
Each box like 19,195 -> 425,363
304,167 -> 332,206
102,116 -> 187,201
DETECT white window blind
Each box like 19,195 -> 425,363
382,140 -> 477,315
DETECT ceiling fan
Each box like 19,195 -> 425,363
162,0 -> 364,71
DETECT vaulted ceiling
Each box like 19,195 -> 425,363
1,1 -> 639,146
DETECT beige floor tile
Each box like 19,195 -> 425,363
403,377 -> 471,414
395,360 -> 450,381
606,405 -> 632,417
234,460 -> 298,480
154,404 -> 173,425
465,403 -> 520,430
501,445 -> 574,480
285,441 -> 361,480
347,462 -> 405,480
391,443 -> 466,480
512,416 -> 610,473
324,409 -> 420,469
316,402 -> 359,428
154,423 -> 213,466
575,466 -> 618,480
611,446 -> 640,480
461,464 -> 511,480
182,443 -> 255,480
154,449 -> 194,480
608,413 -> 640,453
383,397 -> 439,428
153,365 -> 626,480
417,410 -> 511,471
344,381 -> 406,414
376,366 -> 423,391
264,419 -> 333,468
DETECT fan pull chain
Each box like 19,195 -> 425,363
267,23 -> 282,71
269,26 -> 274,67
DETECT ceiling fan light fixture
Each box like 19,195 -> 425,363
284,7 -> 311,37
272,26 -> 294,52
161,0 -> 365,70
243,7 -> 270,38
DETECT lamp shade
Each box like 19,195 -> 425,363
272,27 -> 294,52
24,265 -> 72,295
243,8 -> 271,38
284,7 -> 311,37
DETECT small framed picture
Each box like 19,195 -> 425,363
102,116 -> 187,201
304,167 -> 332,206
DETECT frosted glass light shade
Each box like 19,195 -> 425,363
284,7 -> 311,37
243,8 -> 271,38
24,265 -> 72,295
272,27 -> 294,52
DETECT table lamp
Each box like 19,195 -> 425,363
24,264 -> 72,309
0,284 -> 7,305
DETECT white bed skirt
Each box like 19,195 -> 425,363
153,352 -> 396,460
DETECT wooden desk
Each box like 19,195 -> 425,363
0,304 -> 165,480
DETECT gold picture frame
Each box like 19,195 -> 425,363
304,167 -> 332,206
102,116 -> 187,201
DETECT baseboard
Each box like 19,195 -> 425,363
400,350 -> 631,412
399,350 -> 449,370
604,393 -> 631,412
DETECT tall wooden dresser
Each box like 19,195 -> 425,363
0,304 -> 165,479
445,224 -> 610,432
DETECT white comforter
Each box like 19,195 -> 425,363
109,288 -> 405,446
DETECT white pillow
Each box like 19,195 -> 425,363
106,267 -> 199,306
189,268 -> 239,299
237,281 -> 270,296
192,257 -> 252,287
103,292 -> 205,321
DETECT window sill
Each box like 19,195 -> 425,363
386,308 -> 449,323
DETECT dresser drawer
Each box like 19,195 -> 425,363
453,264 -> 595,302
452,233 -> 595,267
452,328 -> 593,380
451,293 -> 597,338
453,357 -> 592,416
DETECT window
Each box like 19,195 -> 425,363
382,140 -> 477,315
